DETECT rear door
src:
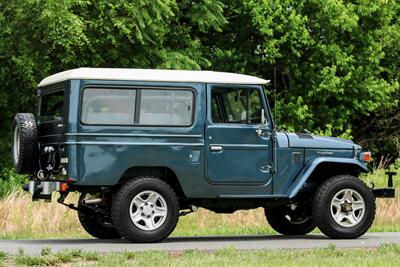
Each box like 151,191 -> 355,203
38,83 -> 67,176
205,84 -> 273,184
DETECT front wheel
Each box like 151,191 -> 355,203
265,203 -> 316,235
111,177 -> 179,243
313,175 -> 375,239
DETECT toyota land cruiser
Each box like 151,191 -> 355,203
11,68 -> 395,242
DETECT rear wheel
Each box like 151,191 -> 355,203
112,177 -> 179,243
265,203 -> 316,235
77,195 -> 121,239
313,175 -> 375,239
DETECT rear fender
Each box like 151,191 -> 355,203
287,157 -> 369,198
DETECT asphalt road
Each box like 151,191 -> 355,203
1,233 -> 399,255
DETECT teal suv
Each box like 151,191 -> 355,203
12,68 -> 395,242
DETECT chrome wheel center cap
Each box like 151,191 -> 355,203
142,205 -> 153,216
341,202 -> 353,213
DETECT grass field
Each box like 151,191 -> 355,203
0,168 -> 398,239
0,244 -> 400,266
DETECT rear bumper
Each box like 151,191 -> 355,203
23,180 -> 66,201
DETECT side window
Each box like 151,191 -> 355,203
211,88 -> 263,124
139,90 -> 193,126
81,88 -> 136,125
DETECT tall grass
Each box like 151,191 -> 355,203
0,191 -> 84,239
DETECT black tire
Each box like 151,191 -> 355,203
12,113 -> 39,174
78,196 -> 121,239
313,175 -> 375,239
111,177 -> 179,243
265,204 -> 316,235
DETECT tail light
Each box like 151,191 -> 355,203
59,183 -> 68,192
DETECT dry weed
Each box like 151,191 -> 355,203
375,190 -> 400,224
0,190 -> 398,238
0,191 -> 84,238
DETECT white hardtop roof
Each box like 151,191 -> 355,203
38,68 -> 269,87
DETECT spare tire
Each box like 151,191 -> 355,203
12,113 -> 39,174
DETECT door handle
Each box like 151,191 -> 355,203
210,145 -> 223,152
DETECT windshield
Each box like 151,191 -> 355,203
40,90 -> 65,122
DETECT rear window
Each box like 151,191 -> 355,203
81,87 -> 194,126
40,91 -> 65,122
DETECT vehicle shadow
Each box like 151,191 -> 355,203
13,234 -> 334,244
164,234 -> 330,243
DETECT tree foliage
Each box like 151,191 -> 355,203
237,0 -> 399,153
0,0 -> 399,175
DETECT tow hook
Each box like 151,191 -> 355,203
371,172 -> 396,198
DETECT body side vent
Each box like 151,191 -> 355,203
292,152 -> 302,165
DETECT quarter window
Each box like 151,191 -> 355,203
139,90 -> 193,126
81,88 -> 136,125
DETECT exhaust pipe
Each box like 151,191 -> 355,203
82,198 -> 102,205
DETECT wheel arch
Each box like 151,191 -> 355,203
287,158 -> 369,199
118,166 -> 187,199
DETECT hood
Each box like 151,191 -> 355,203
286,133 -> 361,150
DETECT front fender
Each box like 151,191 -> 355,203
286,157 -> 369,199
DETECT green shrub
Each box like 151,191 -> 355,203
0,168 -> 26,198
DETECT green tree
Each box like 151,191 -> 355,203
0,0 -> 399,180
0,0 -> 226,174
205,0 -> 399,155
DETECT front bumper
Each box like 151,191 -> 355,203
372,188 -> 395,198
371,171 -> 396,198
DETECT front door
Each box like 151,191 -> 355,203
206,84 -> 273,184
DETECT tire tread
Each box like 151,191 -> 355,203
12,113 -> 39,174
265,206 -> 316,235
78,209 -> 121,239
